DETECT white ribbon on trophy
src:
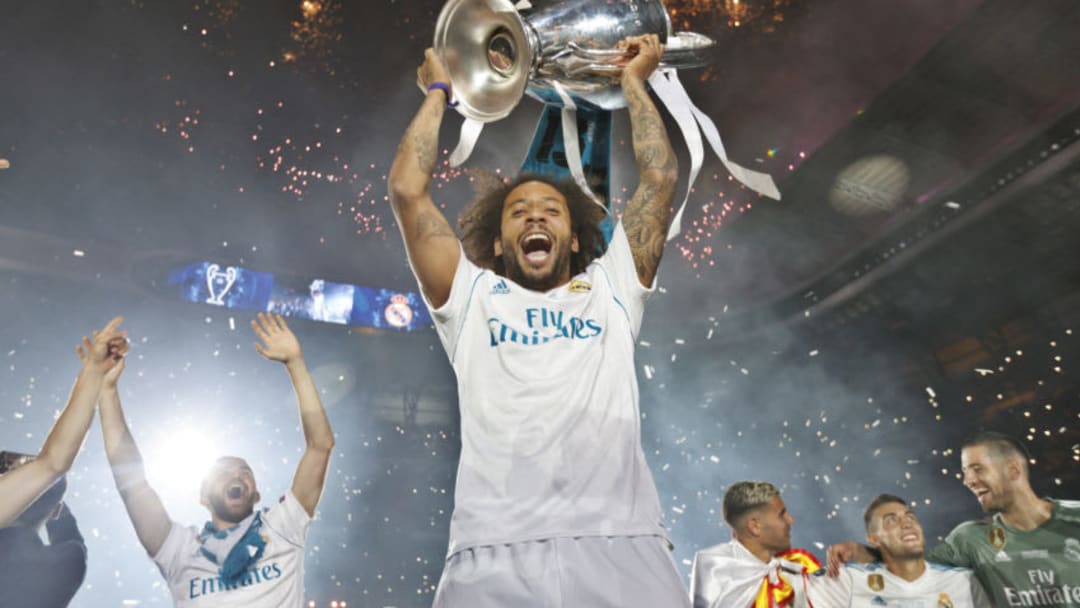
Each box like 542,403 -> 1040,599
435,0 -> 781,241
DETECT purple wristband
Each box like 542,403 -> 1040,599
427,82 -> 459,108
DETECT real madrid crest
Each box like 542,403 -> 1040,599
989,526 -> 1007,550
867,573 -> 885,592
937,593 -> 954,608
384,294 -> 414,329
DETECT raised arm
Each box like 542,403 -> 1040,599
618,35 -> 679,287
93,355 -> 173,557
251,313 -> 333,517
387,49 -> 461,308
0,317 -> 126,527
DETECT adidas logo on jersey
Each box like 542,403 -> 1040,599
491,279 -> 510,295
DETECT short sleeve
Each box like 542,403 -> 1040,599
152,521 -> 195,584
422,243 -> 484,359
263,491 -> 312,548
804,567 -> 853,608
594,223 -> 654,336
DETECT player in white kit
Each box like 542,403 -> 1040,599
691,481 -> 821,608
388,34 -> 688,607
807,494 -> 990,607
91,313 -> 334,607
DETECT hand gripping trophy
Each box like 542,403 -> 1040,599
387,3 -> 783,606
434,0 -> 780,240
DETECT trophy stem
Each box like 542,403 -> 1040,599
519,104 -> 614,243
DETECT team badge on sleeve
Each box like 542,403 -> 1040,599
989,526 -> 1006,550
937,593 -> 954,608
867,573 -> 884,592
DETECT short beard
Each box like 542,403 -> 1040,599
209,495 -> 254,525
764,538 -> 792,556
979,492 -> 1007,514
501,242 -> 573,292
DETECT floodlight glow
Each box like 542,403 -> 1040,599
145,427 -> 221,500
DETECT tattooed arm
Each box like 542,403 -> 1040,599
618,35 -> 678,287
388,48 -> 461,308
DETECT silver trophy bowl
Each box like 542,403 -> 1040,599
434,0 -> 715,122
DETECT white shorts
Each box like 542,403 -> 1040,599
432,535 -> 690,608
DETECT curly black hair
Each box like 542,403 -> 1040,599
457,172 -> 608,277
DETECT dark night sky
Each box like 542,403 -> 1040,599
1,1 -> 1078,606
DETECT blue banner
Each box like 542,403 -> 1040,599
166,262 -> 433,332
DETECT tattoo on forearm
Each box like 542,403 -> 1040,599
622,76 -> 676,283
410,101 -> 441,172
413,210 -> 456,243
624,79 -> 676,175
393,97 -> 443,186
622,182 -> 670,280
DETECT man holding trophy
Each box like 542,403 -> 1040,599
389,21 -> 690,607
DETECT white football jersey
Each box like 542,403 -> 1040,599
805,562 -> 991,607
152,491 -> 311,607
424,223 -> 667,556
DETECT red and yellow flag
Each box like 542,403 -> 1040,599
752,549 -> 822,608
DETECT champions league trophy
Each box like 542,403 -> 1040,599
434,0 -> 781,240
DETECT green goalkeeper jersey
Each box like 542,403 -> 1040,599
926,499 -> 1080,607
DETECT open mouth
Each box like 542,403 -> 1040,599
226,483 -> 245,500
521,232 -> 552,264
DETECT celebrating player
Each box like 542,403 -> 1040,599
92,313 -> 334,606
807,494 -> 989,606
691,481 -> 820,608
0,316 -> 127,527
828,432 -> 1080,607
388,34 -> 688,606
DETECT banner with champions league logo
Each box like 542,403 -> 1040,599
166,261 -> 433,332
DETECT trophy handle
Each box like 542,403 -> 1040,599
561,32 -> 715,75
